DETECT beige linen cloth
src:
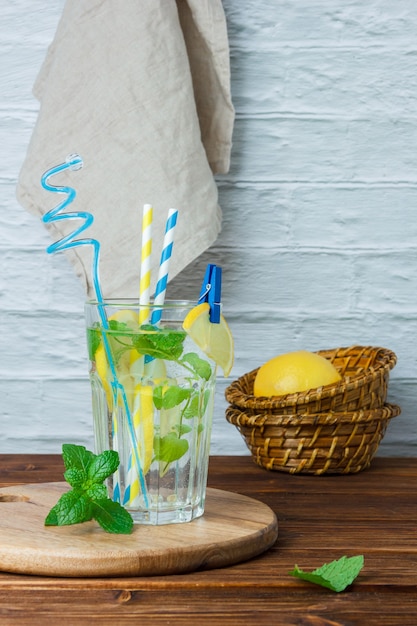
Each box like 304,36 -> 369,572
17,0 -> 234,298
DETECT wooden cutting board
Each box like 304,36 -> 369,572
0,482 -> 278,577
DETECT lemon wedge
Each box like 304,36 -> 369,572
182,302 -> 234,377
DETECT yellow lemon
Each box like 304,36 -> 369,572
93,309 -> 139,408
183,302 -> 234,377
253,350 -> 342,397
123,384 -> 154,504
132,384 -> 154,476
95,341 -> 140,410
108,308 -> 138,325
94,341 -> 113,408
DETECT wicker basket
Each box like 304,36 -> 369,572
225,345 -> 399,474
225,346 -> 397,415
225,403 -> 401,474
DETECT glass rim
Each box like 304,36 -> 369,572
85,298 -> 199,309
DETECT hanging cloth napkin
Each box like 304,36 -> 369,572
16,0 -> 234,298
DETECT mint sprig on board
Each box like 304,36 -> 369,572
45,444 -> 134,534
289,555 -> 364,592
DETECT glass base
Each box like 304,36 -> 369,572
127,501 -> 205,525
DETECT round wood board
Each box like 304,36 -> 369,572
0,483 -> 278,577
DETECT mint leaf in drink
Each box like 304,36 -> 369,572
133,325 -> 186,360
183,388 -> 212,420
152,386 -> 164,410
154,433 -> 189,464
182,352 -> 212,380
108,320 -> 129,333
173,423 -> 193,436
87,318 -> 215,478
289,555 -> 364,592
153,385 -> 192,410
182,394 -> 199,419
86,325 -> 101,360
45,444 -> 134,534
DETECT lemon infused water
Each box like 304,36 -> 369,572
85,300 -> 217,525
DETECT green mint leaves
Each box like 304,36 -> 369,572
87,320 -> 214,474
289,555 -> 364,592
132,325 -> 186,361
181,352 -> 212,380
45,444 -> 134,534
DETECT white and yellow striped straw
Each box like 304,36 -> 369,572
139,203 -> 153,324
124,204 -> 154,506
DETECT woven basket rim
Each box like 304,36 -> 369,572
225,402 -> 401,428
225,345 -> 397,409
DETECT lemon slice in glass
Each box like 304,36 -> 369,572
132,384 -> 154,476
182,302 -> 234,377
95,343 -> 139,408
92,311 -> 140,409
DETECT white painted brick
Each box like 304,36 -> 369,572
218,183 -> 417,250
0,378 -> 93,454
210,248 -> 358,313
1,249 -> 51,309
383,380 -> 417,451
231,49 -> 417,116
288,185 -> 417,248
224,1 -> 417,48
1,0 -> 416,457
0,188 -> 50,246
354,251 -> 417,311
0,113 -> 39,174
225,318 -> 404,373
227,117 -> 417,183
1,248 -> 85,312
0,310 -> 86,377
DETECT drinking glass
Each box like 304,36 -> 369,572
85,299 -> 217,525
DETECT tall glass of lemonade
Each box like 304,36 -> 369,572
85,299 -> 219,525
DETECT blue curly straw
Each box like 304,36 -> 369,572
40,154 -> 149,507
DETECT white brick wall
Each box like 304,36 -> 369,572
1,0 -> 416,456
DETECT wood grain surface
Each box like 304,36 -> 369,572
0,483 -> 278,577
0,455 -> 416,625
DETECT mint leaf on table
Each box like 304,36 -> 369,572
62,442 -> 95,476
289,555 -> 364,592
45,489 -> 93,526
87,449 -> 120,483
45,444 -> 134,534
91,499 -> 134,534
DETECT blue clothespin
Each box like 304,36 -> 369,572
198,263 -> 222,323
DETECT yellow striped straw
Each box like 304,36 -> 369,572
139,203 -> 153,324
124,204 -> 153,506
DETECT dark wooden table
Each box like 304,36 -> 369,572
0,455 -> 416,625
